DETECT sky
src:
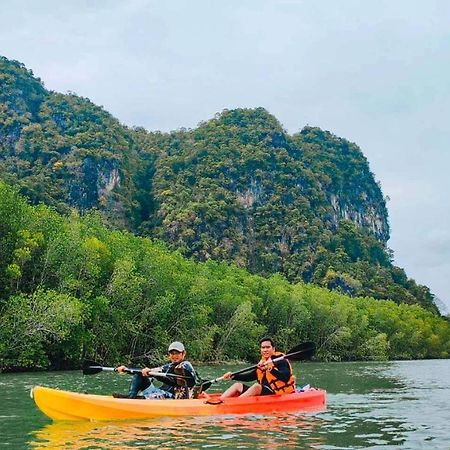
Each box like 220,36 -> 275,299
2,0 -> 450,312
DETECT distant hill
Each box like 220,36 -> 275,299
0,56 -> 438,312
0,56 -> 139,229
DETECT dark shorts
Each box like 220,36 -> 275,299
241,384 -> 274,396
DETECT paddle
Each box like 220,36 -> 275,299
198,341 -> 315,392
82,360 -> 192,381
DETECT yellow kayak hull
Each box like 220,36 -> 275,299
32,386 -> 326,421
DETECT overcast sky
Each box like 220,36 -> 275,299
2,0 -> 450,312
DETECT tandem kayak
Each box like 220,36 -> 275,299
31,386 -> 326,421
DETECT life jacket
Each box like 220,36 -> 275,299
256,352 -> 296,395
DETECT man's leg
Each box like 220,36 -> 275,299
142,383 -> 172,400
129,373 -> 151,397
220,382 -> 245,400
238,383 -> 262,397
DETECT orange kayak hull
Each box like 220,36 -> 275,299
32,386 -> 326,421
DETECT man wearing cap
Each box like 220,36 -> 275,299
115,341 -> 197,399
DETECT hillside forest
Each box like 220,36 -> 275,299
1,56 -> 449,371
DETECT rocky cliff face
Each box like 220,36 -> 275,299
4,57 -> 436,309
68,157 -> 121,211
0,57 -> 137,227
143,109 -> 392,293
1,58 -> 389,249
329,193 -> 388,242
293,126 -> 390,243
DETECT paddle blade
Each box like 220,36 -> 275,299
82,360 -> 104,375
285,342 -> 316,361
199,380 -> 213,392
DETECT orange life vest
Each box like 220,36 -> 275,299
256,352 -> 296,395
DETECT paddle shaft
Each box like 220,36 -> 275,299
208,348 -> 308,385
86,365 -> 145,375
86,364 -> 191,379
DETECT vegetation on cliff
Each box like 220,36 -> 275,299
145,108 -> 434,310
0,56 -> 437,312
0,56 -> 139,228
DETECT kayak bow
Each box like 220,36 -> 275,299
31,386 -> 326,421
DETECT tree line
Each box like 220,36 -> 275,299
1,181 -> 448,372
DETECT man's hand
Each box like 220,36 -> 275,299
142,367 -> 152,377
117,365 -> 127,374
257,359 -> 274,371
222,371 -> 233,380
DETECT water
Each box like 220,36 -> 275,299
1,360 -> 449,449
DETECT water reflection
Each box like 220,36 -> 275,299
30,414 -> 325,449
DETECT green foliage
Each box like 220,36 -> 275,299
0,181 -> 449,371
0,289 -> 83,370
0,54 -> 443,373
0,57 -> 140,229
142,109 -> 436,311
0,56 -> 438,312
215,301 -> 265,361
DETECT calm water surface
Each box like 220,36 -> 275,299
1,360 -> 449,449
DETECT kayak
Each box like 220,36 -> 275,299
31,386 -> 326,421
32,386 -> 326,421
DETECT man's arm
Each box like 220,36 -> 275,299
231,368 -> 257,382
153,362 -> 176,385
269,359 -> 291,382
